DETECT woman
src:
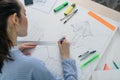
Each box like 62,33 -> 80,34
0,0 -> 77,80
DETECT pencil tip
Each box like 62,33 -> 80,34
64,21 -> 67,24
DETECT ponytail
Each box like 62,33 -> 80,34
0,32 -> 14,73
0,0 -> 21,73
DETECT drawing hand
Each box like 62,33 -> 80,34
58,38 -> 70,59
18,43 -> 37,55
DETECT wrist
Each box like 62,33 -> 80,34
61,55 -> 69,59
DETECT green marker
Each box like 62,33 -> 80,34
54,2 -> 68,12
113,61 -> 119,69
80,54 -> 99,69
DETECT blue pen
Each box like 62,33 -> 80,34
60,37 -> 65,44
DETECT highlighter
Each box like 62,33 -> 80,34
64,3 -> 76,15
54,2 -> 68,12
80,54 -> 99,69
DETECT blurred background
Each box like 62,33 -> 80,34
93,0 -> 120,12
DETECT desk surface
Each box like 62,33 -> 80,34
69,0 -> 120,22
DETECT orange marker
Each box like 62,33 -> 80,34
104,64 -> 109,70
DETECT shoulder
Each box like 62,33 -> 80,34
11,49 -> 45,70
19,56 -> 45,69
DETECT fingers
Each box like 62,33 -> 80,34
23,43 -> 37,49
23,43 -> 37,46
18,42 -> 37,51
58,37 -> 70,59
58,38 -> 69,46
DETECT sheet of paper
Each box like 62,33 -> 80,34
19,0 -> 119,80
92,70 -> 120,80
30,0 -> 57,13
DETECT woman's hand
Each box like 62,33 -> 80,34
18,43 -> 37,55
58,38 -> 70,59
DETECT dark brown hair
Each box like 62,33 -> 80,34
0,0 -> 21,73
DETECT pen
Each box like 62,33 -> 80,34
24,0 -> 33,5
60,14 -> 71,21
80,54 -> 99,69
78,51 -> 89,58
113,61 -> 119,69
60,37 -> 65,44
80,50 -> 96,61
54,2 -> 68,12
64,3 -> 76,15
64,9 -> 78,24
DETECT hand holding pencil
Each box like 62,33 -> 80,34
58,37 -> 70,59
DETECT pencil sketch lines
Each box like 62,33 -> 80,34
69,21 -> 93,44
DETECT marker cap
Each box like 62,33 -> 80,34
64,3 -> 76,15
54,2 -> 68,12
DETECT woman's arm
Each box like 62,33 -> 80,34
58,38 -> 78,80
19,38 -> 78,80
31,58 -> 77,80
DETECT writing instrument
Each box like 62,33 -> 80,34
79,50 -> 96,57
24,0 -> 33,5
80,50 -> 96,61
64,3 -> 76,15
64,9 -> 78,24
54,2 -> 68,12
80,54 -> 99,69
60,14 -> 71,21
113,61 -> 119,69
78,51 -> 89,58
60,37 -> 65,44
60,8 -> 78,21
104,64 -> 110,70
